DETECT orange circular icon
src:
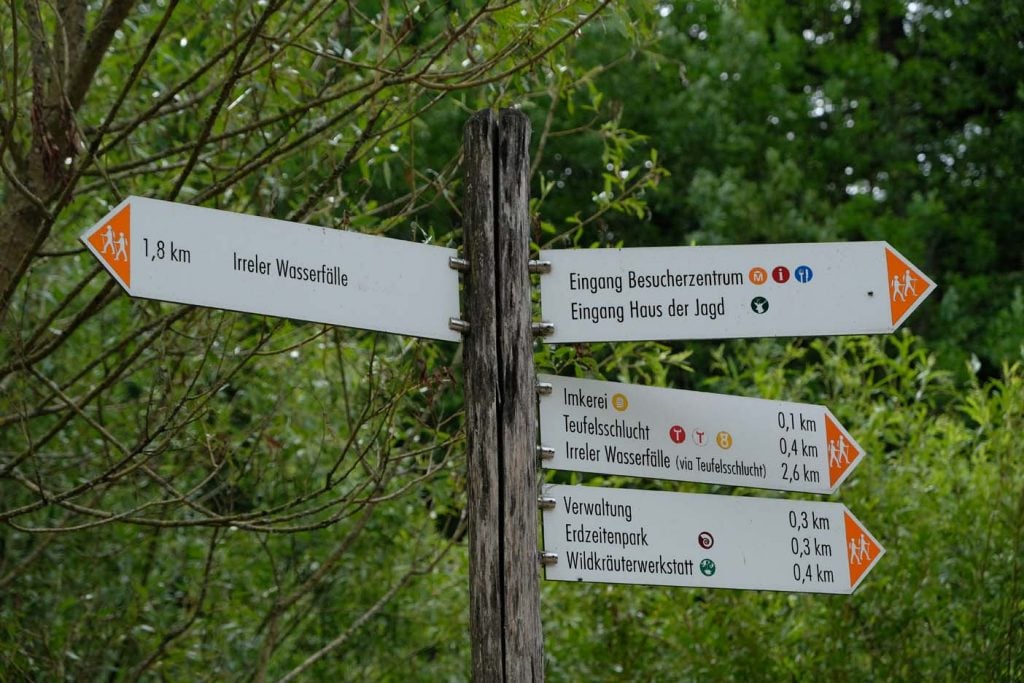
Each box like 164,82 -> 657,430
716,431 -> 733,449
611,393 -> 629,412
749,267 -> 768,285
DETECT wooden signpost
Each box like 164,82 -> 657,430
460,110 -> 543,681
81,108 -> 936,680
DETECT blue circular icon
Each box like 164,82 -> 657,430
794,265 -> 813,283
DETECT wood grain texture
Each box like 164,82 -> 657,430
463,108 -> 544,681
496,109 -> 543,682
463,109 -> 504,682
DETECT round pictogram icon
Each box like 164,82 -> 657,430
794,265 -> 813,283
748,267 -> 768,285
772,266 -> 791,283
698,531 -> 715,549
611,393 -> 629,412
716,431 -> 733,450
750,296 -> 769,314
699,559 -> 717,577
693,429 -> 708,447
668,425 -> 686,444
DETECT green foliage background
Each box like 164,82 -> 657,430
1,0 -> 1022,680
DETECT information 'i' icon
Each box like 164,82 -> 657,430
772,266 -> 791,283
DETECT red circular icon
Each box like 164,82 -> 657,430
668,425 -> 686,444
698,531 -> 715,549
772,266 -> 791,283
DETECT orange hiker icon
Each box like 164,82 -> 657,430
824,413 -> 859,488
86,203 -> 132,288
885,247 -> 933,327
844,511 -> 882,588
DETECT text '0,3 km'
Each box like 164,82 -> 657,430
542,484 -> 884,595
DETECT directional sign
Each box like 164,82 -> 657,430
81,196 -> 461,341
542,484 -> 884,594
538,241 -> 935,343
538,374 -> 863,494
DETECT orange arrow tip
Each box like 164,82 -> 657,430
885,246 -> 934,327
86,202 -> 131,288
844,511 -> 883,589
824,413 -> 860,488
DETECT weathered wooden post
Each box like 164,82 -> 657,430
462,108 -> 543,681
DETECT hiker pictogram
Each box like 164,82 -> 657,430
824,413 -> 861,488
85,203 -> 131,287
844,511 -> 883,588
885,247 -> 935,327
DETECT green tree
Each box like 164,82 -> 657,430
533,0 -> 1024,373
0,1 -> 663,679
4,0 -> 1023,680
540,335 -> 1024,681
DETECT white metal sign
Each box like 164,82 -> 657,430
81,196 -> 461,341
542,484 -> 884,594
538,374 -> 863,494
539,241 -> 935,343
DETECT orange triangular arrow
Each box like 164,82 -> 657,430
885,247 -> 932,327
844,511 -> 883,589
824,412 -> 860,488
85,202 -> 131,288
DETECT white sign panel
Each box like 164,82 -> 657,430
539,241 -> 935,343
538,374 -> 863,494
81,196 -> 461,341
542,484 -> 884,594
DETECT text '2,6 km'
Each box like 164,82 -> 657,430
539,374 -> 864,494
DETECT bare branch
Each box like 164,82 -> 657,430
275,527 -> 462,683
128,528 -> 221,682
167,0 -> 287,202
67,0 -> 136,111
